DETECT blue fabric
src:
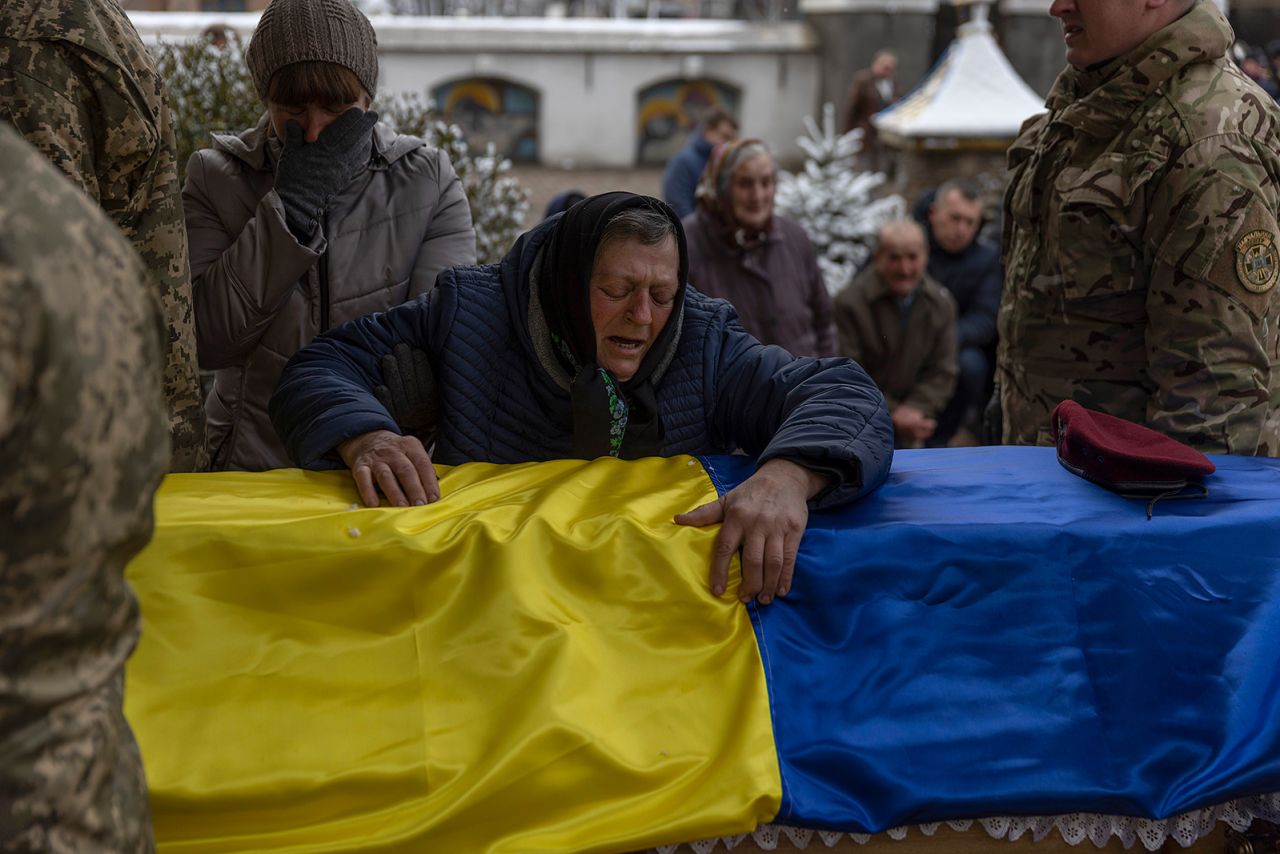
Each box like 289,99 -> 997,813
702,446 -> 1280,830
662,132 -> 712,219
270,216 -> 894,508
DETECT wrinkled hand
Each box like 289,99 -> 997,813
338,429 -> 440,508
374,343 -> 438,438
275,107 -> 379,240
675,458 -> 829,605
891,404 -> 936,444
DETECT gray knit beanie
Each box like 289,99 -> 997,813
246,0 -> 379,101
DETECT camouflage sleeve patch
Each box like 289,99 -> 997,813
1152,134 -> 1280,319
1144,135 -> 1280,453
1226,210 -> 1279,296
1196,197 -> 1277,320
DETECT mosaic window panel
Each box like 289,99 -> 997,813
635,78 -> 741,166
432,77 -> 540,163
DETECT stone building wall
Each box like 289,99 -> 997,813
801,0 -> 939,116
888,147 -> 1007,211
128,12 -> 821,167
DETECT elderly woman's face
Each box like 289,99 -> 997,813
731,153 -> 776,232
589,236 -> 680,382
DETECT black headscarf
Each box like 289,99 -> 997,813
536,192 -> 689,460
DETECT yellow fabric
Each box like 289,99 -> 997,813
124,457 -> 781,853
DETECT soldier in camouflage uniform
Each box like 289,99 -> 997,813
0,123 -> 167,852
999,0 -> 1280,454
0,0 -> 208,472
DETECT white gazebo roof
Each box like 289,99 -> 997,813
873,2 -> 1046,148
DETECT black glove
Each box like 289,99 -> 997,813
374,342 -> 439,441
982,382 -> 1003,446
274,108 -> 379,241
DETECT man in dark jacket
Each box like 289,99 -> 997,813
915,179 -> 1001,445
834,220 -> 958,448
660,108 -> 738,219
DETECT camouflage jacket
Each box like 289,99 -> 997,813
0,0 -> 208,472
0,124 -> 165,851
998,0 -> 1280,455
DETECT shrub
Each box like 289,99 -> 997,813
151,32 -> 262,182
774,103 -> 905,294
381,91 -> 530,264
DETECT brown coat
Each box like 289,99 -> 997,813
682,211 -> 837,358
841,69 -> 900,171
185,118 -> 476,471
834,266 -> 958,417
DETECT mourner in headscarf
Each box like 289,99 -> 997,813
271,192 -> 894,604
683,140 -> 838,358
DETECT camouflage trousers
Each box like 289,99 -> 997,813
0,673 -> 154,853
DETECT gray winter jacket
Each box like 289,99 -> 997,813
184,117 -> 476,471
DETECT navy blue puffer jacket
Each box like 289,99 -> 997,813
271,217 -> 894,509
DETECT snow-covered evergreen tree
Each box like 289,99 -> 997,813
381,92 -> 531,265
151,33 -> 263,184
775,103 -> 905,295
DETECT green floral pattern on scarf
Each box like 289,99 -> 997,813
598,369 -> 628,457
552,333 -> 630,458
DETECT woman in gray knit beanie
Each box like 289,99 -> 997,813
181,0 -> 478,472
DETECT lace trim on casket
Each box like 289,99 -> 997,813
654,793 -> 1280,852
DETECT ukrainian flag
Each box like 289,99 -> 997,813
125,449 -> 1280,852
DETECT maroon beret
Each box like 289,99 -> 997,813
1051,401 -> 1215,516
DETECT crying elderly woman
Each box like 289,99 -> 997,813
270,192 -> 893,604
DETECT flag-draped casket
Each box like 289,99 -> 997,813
124,448 -> 1280,852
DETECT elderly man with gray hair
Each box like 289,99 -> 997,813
834,220 -> 959,447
